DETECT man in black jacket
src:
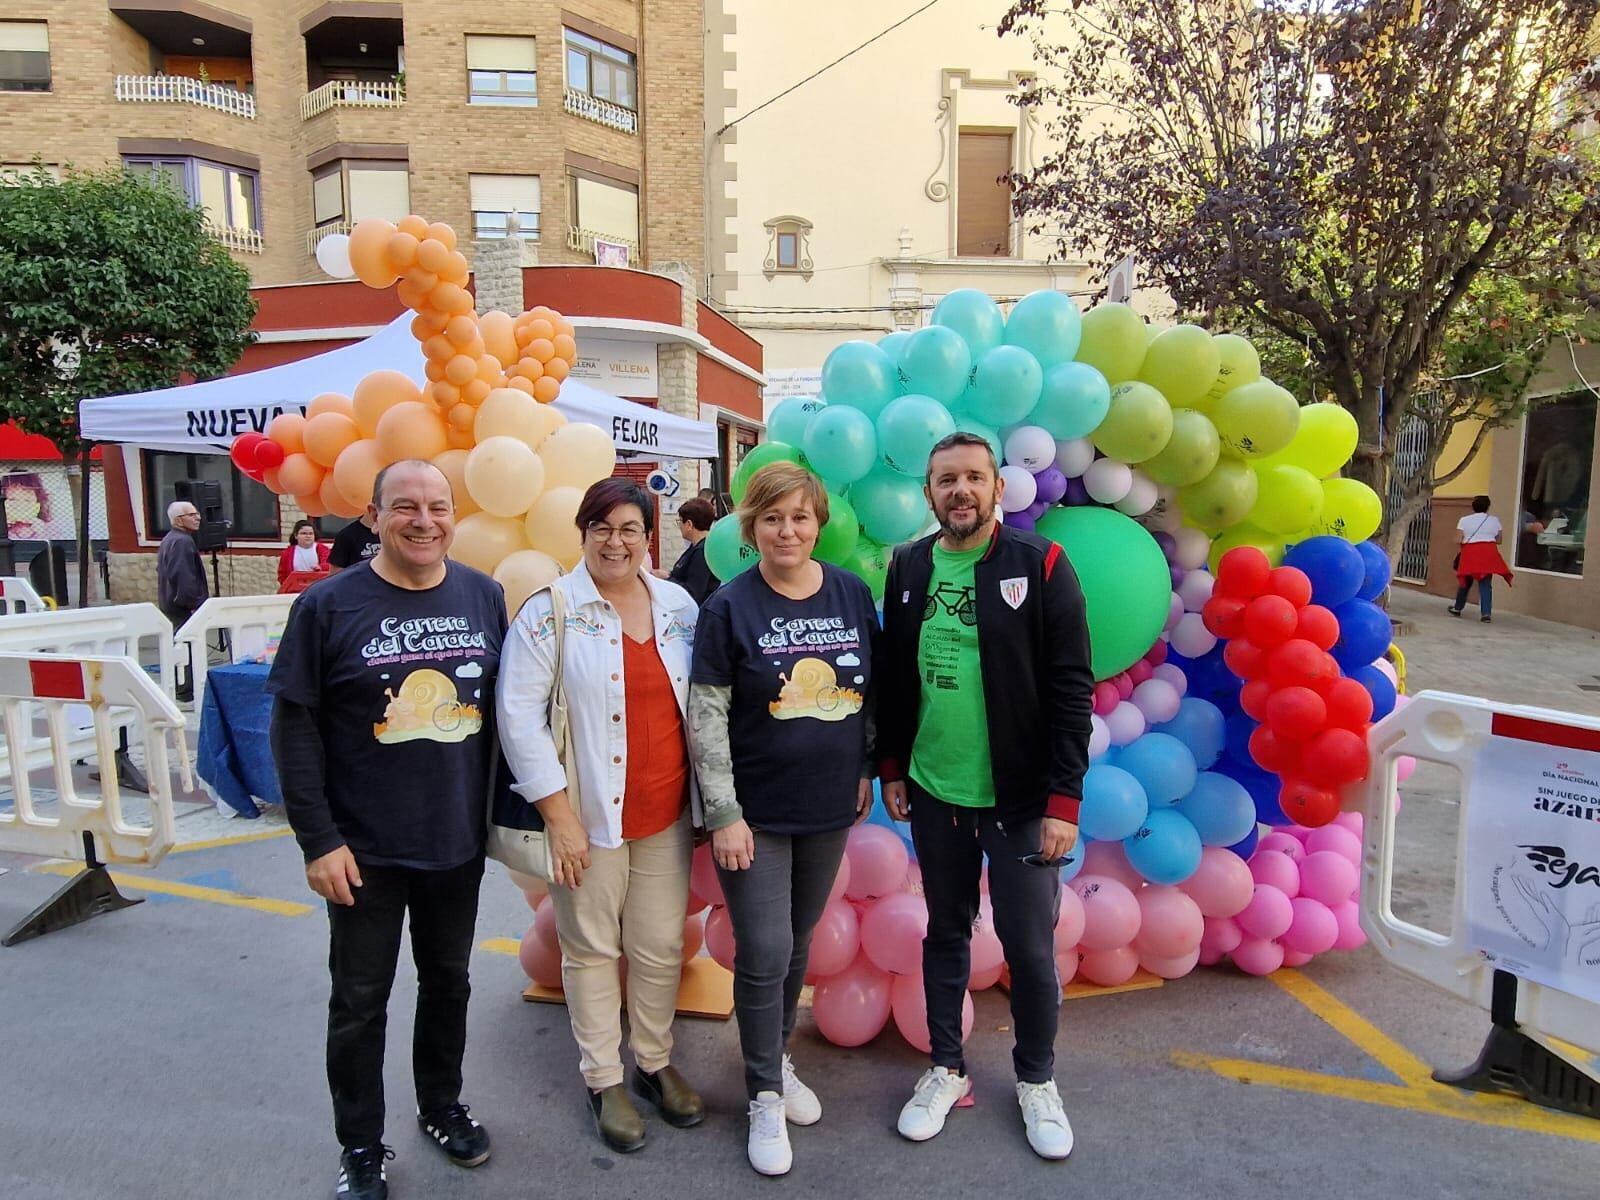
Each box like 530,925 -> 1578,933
879,432 -> 1093,1161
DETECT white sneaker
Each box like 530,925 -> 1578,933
896,1067 -> 971,1142
1016,1080 -> 1074,1160
747,1091 -> 792,1176
782,1055 -> 822,1126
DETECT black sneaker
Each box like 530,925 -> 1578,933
336,1144 -> 392,1199
417,1102 -> 491,1168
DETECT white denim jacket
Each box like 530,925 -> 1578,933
496,559 -> 701,849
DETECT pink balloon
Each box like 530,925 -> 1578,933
806,900 -> 862,980
1114,673 -> 1135,700
533,893 -> 560,953
1197,944 -> 1225,967
1151,662 -> 1189,695
1106,701 -> 1146,745
1298,850 -> 1359,907
1078,945 -> 1140,986
828,853 -> 853,906
1232,935 -> 1286,976
1074,875 -> 1143,951
1305,824 -> 1362,865
691,842 -> 724,908
1332,810 -> 1364,836
1248,850 -> 1301,897
1282,897 -> 1338,956
1256,832 -> 1306,862
812,954 -> 893,1047
1127,659 -> 1155,686
1093,681 -> 1121,715
1282,825 -> 1314,844
681,912 -> 705,964
1081,841 -> 1145,891
1133,885 -> 1204,958
1139,946 -> 1201,979
969,961 -> 1005,991
1237,884 -> 1294,941
684,886 -> 712,917
1179,846 -> 1255,918
860,891 -> 928,975
968,896 -> 1005,985
705,905 -> 736,971
1396,755 -> 1417,783
1281,948 -> 1315,967
844,825 -> 909,900
890,971 -> 972,1053
1332,899 -> 1367,950
1054,885 -> 1087,953
1145,638 -> 1170,665
519,924 -> 562,989
1200,915 -> 1243,957
1056,949 -> 1079,987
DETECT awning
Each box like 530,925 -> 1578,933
77,314 -> 719,459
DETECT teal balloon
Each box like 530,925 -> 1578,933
969,345 -> 1044,427
731,441 -> 806,504
822,341 -> 898,418
896,326 -> 971,407
814,492 -> 860,565
768,395 -> 827,449
952,414 -> 1003,465
932,289 -> 1005,358
1029,361 -> 1110,440
704,514 -> 758,582
1034,505 -> 1171,680
878,330 -> 912,362
849,468 -> 929,545
1003,289 -> 1083,368
846,535 -> 890,600
803,405 -> 878,487
876,393 -> 956,477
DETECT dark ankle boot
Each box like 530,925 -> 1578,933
634,1065 -> 705,1128
590,1084 -> 646,1152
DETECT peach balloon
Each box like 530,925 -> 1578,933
544,357 -> 570,383
552,333 -> 577,360
353,370 -> 423,438
332,439 -> 386,510
261,466 -> 282,493
513,357 -> 544,381
396,214 -> 429,239
430,449 -> 479,518
425,222 -> 456,250
320,471 -> 364,519
475,387 -> 551,449
527,337 -> 556,364
277,452 -> 324,497
306,392 -> 354,419
532,376 -> 561,403
424,359 -> 446,384
462,379 -> 492,405
416,238 -> 451,275
430,381 -> 462,409
395,280 -> 428,311
538,423 -> 616,492
444,314 -> 478,347
410,314 -> 436,343
302,413 -> 360,468
446,426 -> 476,450
442,354 -> 476,387
268,413 -> 306,454
432,283 -> 473,315
479,310 -> 518,368
295,490 -> 330,519
348,217 -> 399,288
524,486 -> 583,567
408,268 -> 440,294
376,401 -> 449,462
423,335 -> 455,362
442,250 -> 470,284
387,231 -> 420,270
447,403 -> 477,432
465,436 -> 546,517
523,318 -> 555,343
493,549 -> 564,616
506,377 -> 537,397
449,512 -> 530,574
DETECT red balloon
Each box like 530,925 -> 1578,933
1265,686 -> 1328,743
1249,724 -> 1301,774
1267,566 -> 1313,609
1312,652 -> 1343,696
1239,679 -> 1275,721
1216,547 -> 1273,600
255,439 -> 286,470
1114,672 -> 1134,700
1144,640 -> 1169,666
1300,727 -> 1370,787
230,433 -> 265,471
1202,596 -> 1248,639
1295,604 -> 1340,651
1267,639 -> 1333,691
1324,678 -> 1375,731
1278,779 -> 1340,827
1223,638 -> 1270,681
1243,595 -> 1300,648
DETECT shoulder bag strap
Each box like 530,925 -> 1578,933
542,584 -> 582,822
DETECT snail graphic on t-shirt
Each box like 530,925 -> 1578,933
374,667 -> 484,744
769,656 -> 864,723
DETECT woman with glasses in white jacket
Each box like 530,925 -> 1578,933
497,477 -> 704,1155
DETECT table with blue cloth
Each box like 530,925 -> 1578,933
195,661 -> 280,818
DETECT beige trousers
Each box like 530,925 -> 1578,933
547,814 -> 692,1089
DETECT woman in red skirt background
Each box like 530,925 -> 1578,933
1449,495 -> 1513,623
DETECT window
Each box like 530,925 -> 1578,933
124,156 -> 260,234
1516,392 -> 1595,577
311,161 -> 410,230
142,452 -> 279,540
1,162 -> 58,186
570,174 -> 639,244
564,29 -> 635,111
956,130 -> 1014,257
470,173 -> 540,241
466,34 -> 537,106
762,215 -> 813,279
0,21 -> 50,92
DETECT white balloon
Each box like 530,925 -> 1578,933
1169,611 -> 1218,659
999,465 -> 1037,512
1172,526 -> 1211,571
1089,714 -> 1111,761
1131,678 -> 1183,725
1054,437 -> 1095,478
1114,471 -> 1158,516
1083,458 -> 1133,504
1004,425 -> 1057,473
1177,569 -> 1215,612
316,233 -> 355,279
1165,592 -> 1185,632
1106,701 -> 1146,746
1152,662 -> 1189,696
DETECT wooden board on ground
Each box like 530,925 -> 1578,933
522,957 -> 734,1019
998,963 -> 1166,1000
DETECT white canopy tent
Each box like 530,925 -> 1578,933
77,313 -> 719,459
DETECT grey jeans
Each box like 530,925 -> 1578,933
716,827 -> 850,1098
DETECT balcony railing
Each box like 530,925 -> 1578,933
563,87 -> 637,134
305,220 -> 352,256
115,74 -> 256,119
299,79 -> 405,122
567,227 -> 638,263
208,223 -> 263,254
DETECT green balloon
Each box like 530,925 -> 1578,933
803,405 -> 877,487
1310,478 -> 1383,542
731,441 -> 805,504
1254,403 -> 1359,479
1143,408 -> 1222,487
876,393 -> 955,477
1206,525 -> 1286,574
1091,381 -> 1174,464
932,289 -> 1006,358
814,492 -> 860,565
1138,324 -> 1220,409
952,414 -> 1003,465
1075,302 -> 1147,385
822,341 -> 898,418
846,535 -> 891,601
1034,505 -> 1171,681
849,468 -> 929,545
1195,334 -> 1261,414
1249,463 -> 1323,534
704,514 -> 759,582
768,396 -> 826,448
1179,459 -> 1260,532
1213,380 -> 1299,459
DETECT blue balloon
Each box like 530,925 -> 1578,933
1356,540 -> 1392,601
1176,772 -> 1257,847
1350,663 -> 1397,720
878,331 -> 912,362
877,393 -> 956,477
1003,289 -> 1084,368
1079,764 -> 1150,841
897,326 -> 972,408
1226,823 -> 1262,860
932,289 -> 1006,358
1029,361 -> 1111,440
1219,757 -> 1287,825
1153,697 -> 1226,769
1223,710 -> 1258,765
822,341 -> 898,419
1058,840 -> 1086,884
768,396 -> 827,449
1124,808 -> 1204,885
1331,598 -> 1392,671
803,404 -> 878,487
1284,536 -> 1366,608
967,344 -> 1043,426
1115,733 -> 1198,807
1190,645 -> 1243,701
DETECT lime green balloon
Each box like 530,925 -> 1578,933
1091,381 -> 1174,464
1254,403 -> 1359,478
1194,334 -> 1262,414
1206,525 -> 1286,574
1138,324 -> 1220,409
1034,505 -> 1171,680
1179,459 -> 1259,532
814,492 -> 860,565
731,441 -> 805,504
1249,463 -> 1324,534
1075,302 -> 1148,384
1143,408 -> 1222,487
1213,380 -> 1300,459
704,514 -> 759,582
846,535 -> 891,601
1310,478 -> 1383,542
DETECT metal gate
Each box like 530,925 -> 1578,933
1390,412 -> 1433,583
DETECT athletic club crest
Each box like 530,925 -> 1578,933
999,577 -> 1028,610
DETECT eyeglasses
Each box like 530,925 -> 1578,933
586,522 -> 646,546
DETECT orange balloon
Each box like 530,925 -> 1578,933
352,369 -> 422,437
426,223 -> 457,251
475,354 -> 501,382
306,392 -> 353,419
433,283 -> 473,315
526,305 -> 555,323
552,334 -> 577,360
447,426 -> 476,450
407,268 -> 440,294
479,311 -> 518,368
445,354 -> 479,386
507,377 -> 537,396
442,250 -> 470,284
423,335 -> 454,362
395,280 -> 428,311
333,438 -> 386,509
461,338 -> 487,362
448,403 -> 478,432
430,448 -> 480,518
410,314 -> 436,343
527,338 -> 555,364
397,214 -> 429,240
268,412 -> 307,454
277,452 -> 325,497
376,400 -> 449,462
513,357 -> 545,381
349,218 -> 399,288
544,357 -> 570,382
555,318 -> 576,340
303,412 -> 361,468
295,490 -> 330,519
430,380 -> 462,408
445,314 -> 478,347
320,471 -> 364,519
417,308 -> 450,334
261,465 -> 283,493
523,318 -> 555,343
462,378 -> 492,405
424,359 -> 446,383
388,231 -> 420,270
532,376 -> 561,403
416,238 -> 451,275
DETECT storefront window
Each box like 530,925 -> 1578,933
1516,392 -> 1595,576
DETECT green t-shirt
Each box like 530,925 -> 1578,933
909,541 -> 994,808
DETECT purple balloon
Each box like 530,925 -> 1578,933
1033,466 -> 1068,506
1153,530 -> 1178,563
1169,564 -> 1185,588
1062,477 -> 1090,506
1007,511 -> 1037,532
1024,498 -> 1051,521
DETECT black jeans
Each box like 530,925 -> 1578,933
325,856 -> 484,1149
717,828 -> 849,1098
909,782 -> 1061,1083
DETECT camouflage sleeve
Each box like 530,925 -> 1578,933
687,682 -> 742,831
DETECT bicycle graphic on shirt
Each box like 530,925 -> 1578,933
923,583 -> 977,627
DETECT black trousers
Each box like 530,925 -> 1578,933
909,783 -> 1061,1083
325,856 -> 485,1149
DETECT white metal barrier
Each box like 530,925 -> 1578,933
173,595 -> 296,709
0,576 -> 50,614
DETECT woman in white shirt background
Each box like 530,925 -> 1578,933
1450,495 -> 1512,623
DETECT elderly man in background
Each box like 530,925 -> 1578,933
157,499 -> 209,701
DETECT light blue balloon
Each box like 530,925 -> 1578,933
1114,732 -> 1198,807
970,345 -> 1044,428
849,468 -> 929,545
1029,361 -> 1110,441
1152,698 -> 1226,770
878,330 -> 912,362
932,289 -> 1006,358
952,414 -> 1003,466
1123,808 -> 1204,886
768,395 -> 827,449
822,341 -> 898,419
803,405 -> 878,487
1079,764 -> 1150,842
1058,842 -> 1086,884
1003,289 -> 1083,368
896,326 -> 972,408
876,393 -> 956,477
1175,771 -> 1257,847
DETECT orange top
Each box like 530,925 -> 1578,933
621,632 -> 689,841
